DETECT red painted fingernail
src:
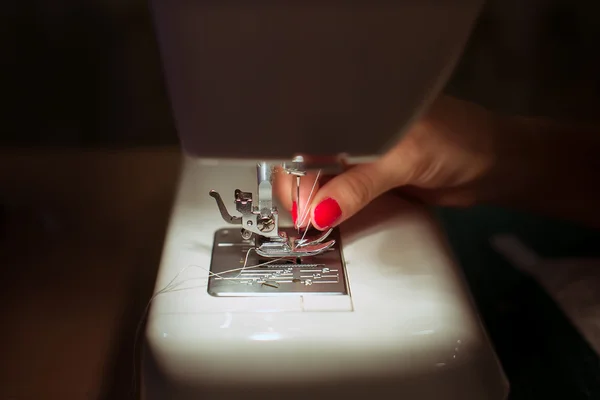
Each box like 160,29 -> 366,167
291,201 -> 298,226
313,198 -> 342,229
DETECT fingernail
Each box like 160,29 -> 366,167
291,201 -> 298,227
313,198 -> 342,229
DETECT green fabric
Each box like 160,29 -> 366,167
436,206 -> 600,400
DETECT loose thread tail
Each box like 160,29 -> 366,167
130,256 -> 287,398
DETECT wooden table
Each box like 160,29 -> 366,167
0,147 -> 181,399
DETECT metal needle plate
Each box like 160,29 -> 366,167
207,227 -> 348,296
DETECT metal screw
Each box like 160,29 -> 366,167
257,217 -> 275,232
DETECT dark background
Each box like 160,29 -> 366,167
1,0 -> 600,399
3,0 -> 600,147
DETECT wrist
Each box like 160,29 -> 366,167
471,114 -> 546,207
483,115 -> 600,228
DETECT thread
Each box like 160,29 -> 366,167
235,247 -> 255,279
131,255 -> 286,397
299,217 -> 313,244
297,169 -> 321,229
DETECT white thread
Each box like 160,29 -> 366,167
131,255 -> 286,397
299,217 -> 313,244
297,169 -> 321,229
236,247 -> 256,278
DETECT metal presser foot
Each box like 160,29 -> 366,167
209,161 -> 335,258
251,227 -> 335,258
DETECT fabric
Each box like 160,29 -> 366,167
491,234 -> 600,355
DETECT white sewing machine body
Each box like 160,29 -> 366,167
141,156 -> 509,400
145,1 -> 508,397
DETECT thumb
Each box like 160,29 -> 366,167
308,157 -> 405,230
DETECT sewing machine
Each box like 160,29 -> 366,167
142,1 -> 509,399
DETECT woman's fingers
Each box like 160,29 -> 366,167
307,152 -> 413,230
274,146 -> 414,231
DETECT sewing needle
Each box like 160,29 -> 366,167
296,175 -> 301,233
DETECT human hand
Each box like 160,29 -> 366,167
274,95 -> 517,230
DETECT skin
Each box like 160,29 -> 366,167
274,95 -> 600,230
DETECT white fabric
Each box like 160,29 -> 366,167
491,234 -> 600,355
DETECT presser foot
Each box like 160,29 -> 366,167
255,228 -> 336,258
